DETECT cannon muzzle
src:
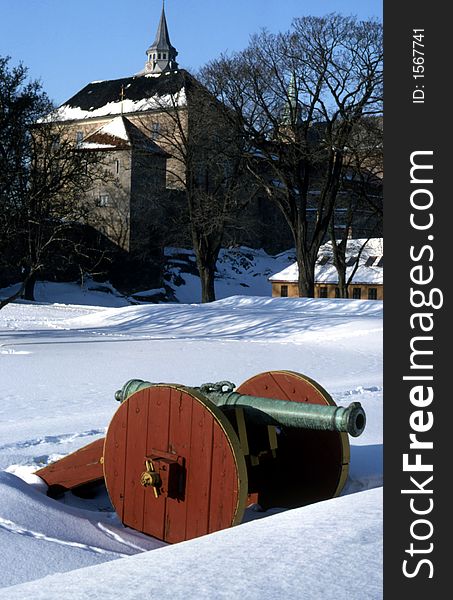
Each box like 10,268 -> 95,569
115,378 -> 366,437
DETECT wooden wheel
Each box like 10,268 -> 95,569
236,370 -> 350,509
103,385 -> 248,543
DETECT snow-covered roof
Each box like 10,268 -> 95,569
79,116 -> 168,154
49,70 -> 190,122
269,238 -> 383,285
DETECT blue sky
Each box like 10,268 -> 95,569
1,0 -> 382,105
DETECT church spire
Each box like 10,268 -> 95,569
282,73 -> 302,126
145,2 -> 179,74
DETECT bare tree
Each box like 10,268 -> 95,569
0,56 -> 107,309
138,73 -> 250,302
329,117 -> 383,297
202,14 -> 383,297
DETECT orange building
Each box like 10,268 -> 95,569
270,238 -> 383,300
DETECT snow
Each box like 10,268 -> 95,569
98,116 -> 130,141
84,116 -> 131,144
270,238 -> 383,285
0,280 -> 130,309
0,471 -> 164,589
79,142 -> 116,149
165,246 -> 296,303
0,487 -> 382,600
52,89 -> 187,122
0,277 -> 382,597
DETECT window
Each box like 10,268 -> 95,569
319,287 -> 328,298
151,122 -> 160,140
51,134 -> 60,151
163,53 -> 167,59
318,255 -> 329,266
352,288 -> 362,299
368,288 -> 378,300
346,256 -> 357,267
365,256 -> 377,267
335,287 -> 340,298
76,131 -> 84,146
377,257 -> 384,267
115,159 -> 120,174
98,194 -> 111,207
158,53 -> 161,60
280,285 -> 288,297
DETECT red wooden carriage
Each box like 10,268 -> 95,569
36,371 -> 365,543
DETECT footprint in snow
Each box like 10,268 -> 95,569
0,429 -> 105,452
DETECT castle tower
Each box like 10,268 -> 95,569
145,2 -> 179,74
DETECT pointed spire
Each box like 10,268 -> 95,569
152,2 -> 171,49
144,1 -> 179,74
282,73 -> 302,126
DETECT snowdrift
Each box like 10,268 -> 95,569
0,486 -> 382,600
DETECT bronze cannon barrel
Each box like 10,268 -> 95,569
115,379 -> 366,437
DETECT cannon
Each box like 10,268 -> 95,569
36,371 -> 366,544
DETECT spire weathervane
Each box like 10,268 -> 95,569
144,0 -> 179,74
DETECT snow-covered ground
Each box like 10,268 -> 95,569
0,281 -> 382,598
0,246 -> 296,306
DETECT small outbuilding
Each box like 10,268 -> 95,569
269,238 -> 383,300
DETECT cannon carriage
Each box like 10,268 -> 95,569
36,370 -> 366,544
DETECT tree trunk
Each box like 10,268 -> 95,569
199,263 -> 217,303
23,271 -> 37,301
337,270 -> 349,298
193,231 -> 220,303
329,219 -> 349,298
295,238 -> 315,298
286,225 -> 317,299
